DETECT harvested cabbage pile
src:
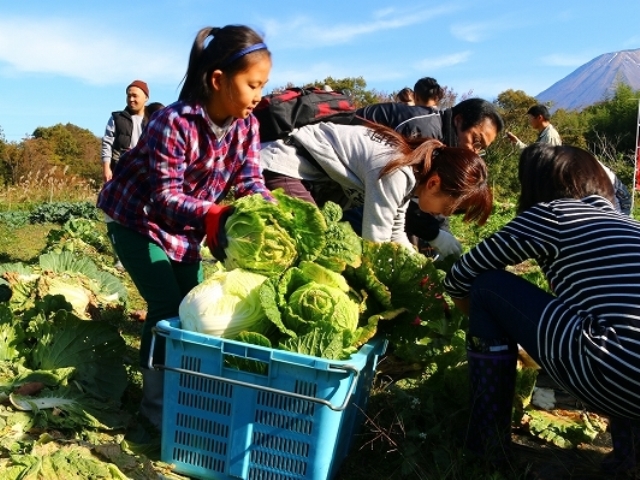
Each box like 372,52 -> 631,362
184,191 -> 446,360
223,189 -> 361,276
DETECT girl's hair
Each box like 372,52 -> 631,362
396,87 -> 414,103
413,77 -> 444,104
518,144 -> 615,213
375,125 -> 492,225
179,25 -> 270,103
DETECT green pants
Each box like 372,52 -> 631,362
107,222 -> 203,367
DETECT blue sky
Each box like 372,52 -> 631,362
1,1 -> 639,142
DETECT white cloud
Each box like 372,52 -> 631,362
0,16 -> 184,86
450,14 -> 522,43
451,23 -> 488,43
263,5 -> 458,48
413,51 -> 471,71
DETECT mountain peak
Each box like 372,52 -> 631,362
536,48 -> 640,111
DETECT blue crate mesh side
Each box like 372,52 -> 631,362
160,321 -> 385,480
248,467 -> 302,480
171,447 -> 227,476
329,347 -> 383,474
244,380 -> 347,479
161,352 -> 237,477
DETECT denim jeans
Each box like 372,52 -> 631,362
468,269 -> 555,364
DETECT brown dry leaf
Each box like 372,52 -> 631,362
13,382 -> 45,396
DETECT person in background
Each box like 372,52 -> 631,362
144,102 -> 165,125
356,96 -> 504,258
444,143 -> 640,475
356,76 -> 445,139
101,80 -> 150,183
396,87 -> 415,106
100,80 -> 150,270
507,103 -> 631,215
413,76 -> 444,109
260,122 -> 493,251
97,25 -> 272,432
506,104 -> 561,148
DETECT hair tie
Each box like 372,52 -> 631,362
221,42 -> 267,67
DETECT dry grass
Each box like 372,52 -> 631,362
0,166 -> 99,210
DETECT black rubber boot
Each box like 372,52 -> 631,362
601,415 -> 640,475
465,336 -> 518,469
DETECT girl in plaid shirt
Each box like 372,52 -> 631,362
97,25 -> 273,431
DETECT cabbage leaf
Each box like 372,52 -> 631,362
315,202 -> 362,273
28,311 -> 128,402
179,269 -> 271,338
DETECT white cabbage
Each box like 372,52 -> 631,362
179,269 -> 270,338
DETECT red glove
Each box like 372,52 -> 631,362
205,203 -> 234,260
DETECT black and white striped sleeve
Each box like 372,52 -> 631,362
444,204 -> 559,298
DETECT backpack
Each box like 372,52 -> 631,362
253,87 -> 357,142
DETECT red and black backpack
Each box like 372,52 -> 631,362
253,87 -> 357,142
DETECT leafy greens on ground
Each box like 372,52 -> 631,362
0,251 -> 127,320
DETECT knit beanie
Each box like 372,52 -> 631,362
127,80 -> 149,98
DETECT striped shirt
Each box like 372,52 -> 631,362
444,196 -> 640,418
97,100 -> 273,263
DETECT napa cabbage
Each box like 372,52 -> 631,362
0,252 -> 127,319
222,190 -> 327,276
179,269 -> 271,338
262,261 -> 359,338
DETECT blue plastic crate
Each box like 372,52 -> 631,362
151,318 -> 387,480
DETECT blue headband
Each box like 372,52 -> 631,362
222,42 -> 267,67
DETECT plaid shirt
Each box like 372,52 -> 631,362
97,100 -> 273,263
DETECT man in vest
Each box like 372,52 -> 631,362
101,80 -> 149,183
100,80 -> 149,270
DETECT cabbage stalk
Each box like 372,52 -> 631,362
179,269 -> 270,338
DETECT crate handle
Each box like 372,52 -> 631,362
148,328 -> 360,412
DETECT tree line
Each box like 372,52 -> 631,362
0,77 -> 638,201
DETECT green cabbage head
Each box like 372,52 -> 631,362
278,262 -> 359,336
179,269 -> 271,338
223,191 -> 327,277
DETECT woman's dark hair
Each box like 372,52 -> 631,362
451,98 -> 504,133
517,144 -> 616,213
375,125 -> 492,225
179,25 -> 270,103
396,87 -> 414,103
413,77 -> 444,104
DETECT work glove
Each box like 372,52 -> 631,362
205,203 -> 235,261
428,230 -> 463,259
